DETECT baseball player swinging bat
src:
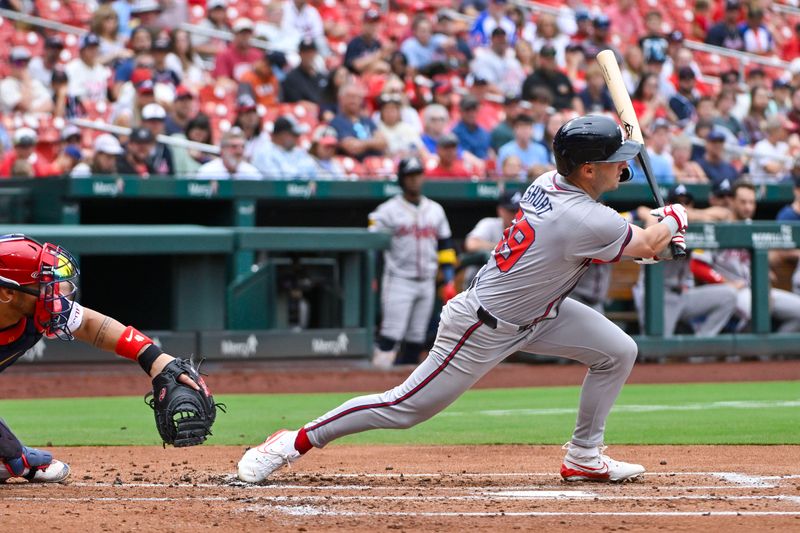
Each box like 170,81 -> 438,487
596,50 -> 686,259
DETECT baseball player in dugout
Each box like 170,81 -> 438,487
368,156 -> 457,369
238,115 -> 688,484
633,185 -> 738,337
0,234 -> 218,484
691,180 -> 800,332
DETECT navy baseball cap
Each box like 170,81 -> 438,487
712,178 -> 733,197
668,184 -> 694,203
129,127 -> 155,144
707,129 -> 726,142
80,32 -> 101,49
398,156 -> 424,178
593,14 -> 611,28
499,190 -> 522,211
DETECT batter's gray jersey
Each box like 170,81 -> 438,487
369,195 -> 452,280
475,171 -> 632,325
569,263 -> 613,308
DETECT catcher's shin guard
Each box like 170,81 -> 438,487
1,446 -> 71,483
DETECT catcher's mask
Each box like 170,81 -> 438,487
0,234 -> 80,340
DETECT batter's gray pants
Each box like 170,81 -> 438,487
633,284 -> 739,337
305,289 -> 637,449
735,287 -> 800,332
380,274 -> 436,344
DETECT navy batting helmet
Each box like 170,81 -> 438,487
552,115 -> 641,182
397,156 -> 424,188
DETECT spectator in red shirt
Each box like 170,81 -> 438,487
605,0 -> 645,48
782,23 -> 800,61
213,18 -> 263,89
427,133 -> 471,179
0,128 -> 59,178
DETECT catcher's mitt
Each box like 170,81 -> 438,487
144,358 -> 222,447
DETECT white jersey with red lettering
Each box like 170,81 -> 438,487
474,171 -> 631,325
369,195 -> 452,280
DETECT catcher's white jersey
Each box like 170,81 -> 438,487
474,171 -> 632,325
369,195 -> 452,280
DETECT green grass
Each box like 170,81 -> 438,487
1,381 -> 798,447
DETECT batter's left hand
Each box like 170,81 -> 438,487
669,232 -> 687,257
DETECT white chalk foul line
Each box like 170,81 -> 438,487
268,506 -> 800,518
12,495 -> 799,503
440,399 -> 800,417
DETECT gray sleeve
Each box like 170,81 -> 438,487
566,204 -> 632,263
436,204 -> 452,240
368,203 -> 391,233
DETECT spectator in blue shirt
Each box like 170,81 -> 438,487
698,130 -> 741,187
776,171 -> 800,221
468,0 -> 516,47
329,82 -> 388,161
344,9 -> 386,74
497,115 -> 552,179
400,16 -> 444,71
669,67 -> 698,126
452,95 -> 491,159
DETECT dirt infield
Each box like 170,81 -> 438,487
2,444 -> 799,532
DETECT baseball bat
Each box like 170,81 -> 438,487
596,50 -> 686,259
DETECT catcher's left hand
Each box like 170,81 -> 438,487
145,358 -> 222,447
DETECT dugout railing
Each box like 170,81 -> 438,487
6,177 -> 797,240
1,190 -> 798,362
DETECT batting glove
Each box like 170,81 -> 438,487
651,204 -> 688,235
669,232 -> 687,257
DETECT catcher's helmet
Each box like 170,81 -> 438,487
397,156 -> 424,188
552,115 -> 641,181
0,234 -> 80,340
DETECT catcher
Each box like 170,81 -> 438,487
0,234 -> 219,483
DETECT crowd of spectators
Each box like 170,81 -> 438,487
0,0 -> 799,184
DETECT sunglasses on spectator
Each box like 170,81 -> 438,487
11,59 -> 29,66
380,94 -> 403,104
137,62 -> 156,69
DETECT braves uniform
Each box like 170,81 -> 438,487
568,263 -> 612,313
697,249 -> 800,332
632,257 -> 738,336
369,194 -> 452,352
303,171 -> 638,450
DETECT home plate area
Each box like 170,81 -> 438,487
1,445 -> 799,532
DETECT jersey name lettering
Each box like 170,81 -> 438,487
395,225 -> 438,239
521,186 -> 553,216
